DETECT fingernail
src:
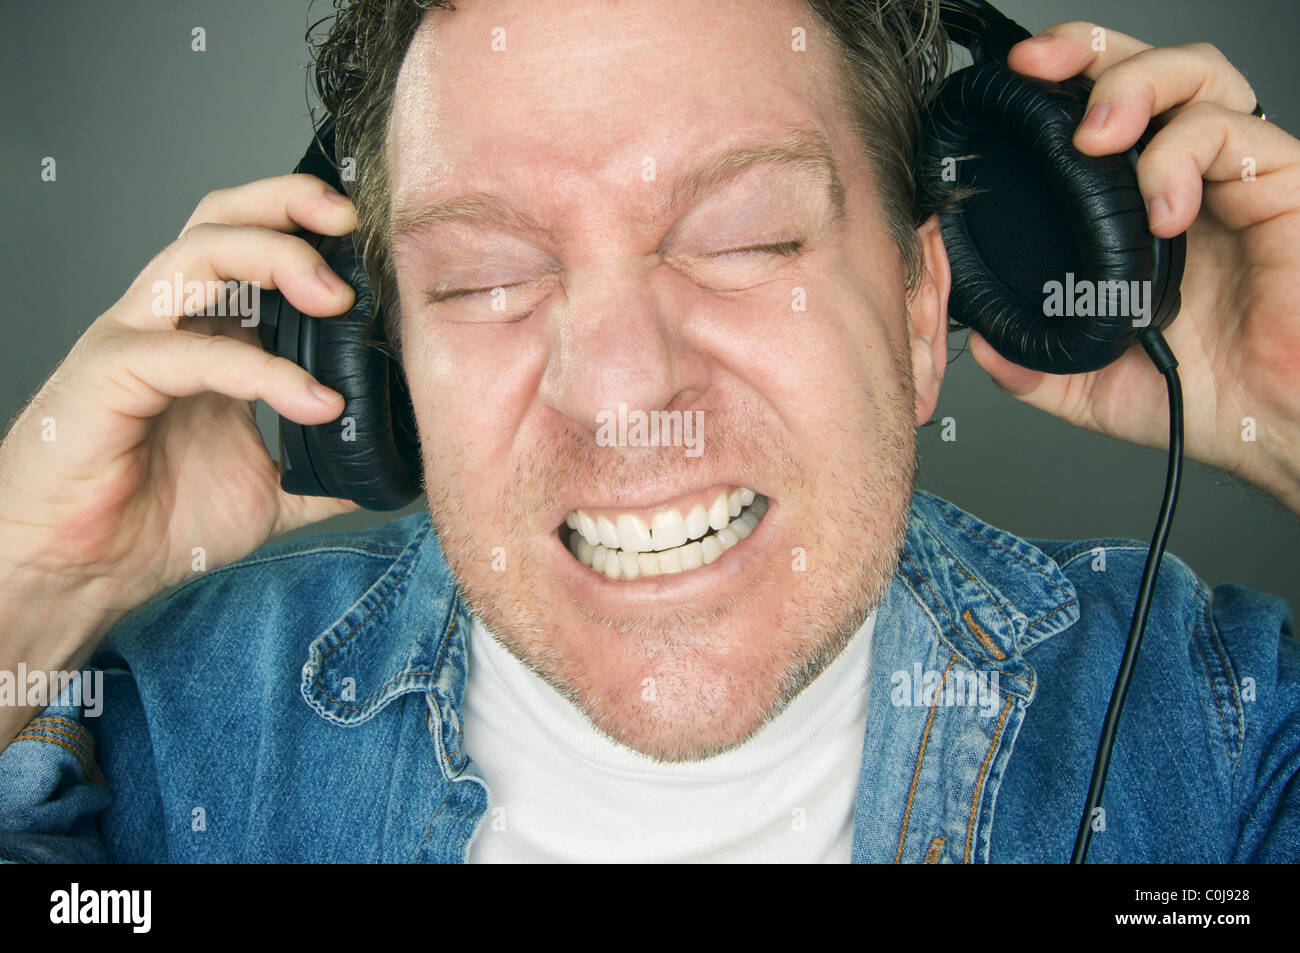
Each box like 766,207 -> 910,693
322,187 -> 352,204
1079,99 -> 1110,134
309,381 -> 341,403
1023,32 -> 1053,44
316,264 -> 348,294
1147,194 -> 1172,229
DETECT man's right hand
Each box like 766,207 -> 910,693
0,174 -> 362,748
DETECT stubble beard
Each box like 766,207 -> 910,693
424,387 -> 916,763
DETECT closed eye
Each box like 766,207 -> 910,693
711,240 -> 803,259
426,281 -> 526,305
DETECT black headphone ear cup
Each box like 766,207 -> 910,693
307,234 -> 422,510
923,61 -> 1169,374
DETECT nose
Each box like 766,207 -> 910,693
539,260 -> 706,436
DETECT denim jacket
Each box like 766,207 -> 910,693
1,489 -> 1296,863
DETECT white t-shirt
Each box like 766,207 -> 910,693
463,609 -> 876,863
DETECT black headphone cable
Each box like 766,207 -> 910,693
1071,328 -> 1184,863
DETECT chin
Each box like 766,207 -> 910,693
429,468 -> 909,762
420,386 -> 917,761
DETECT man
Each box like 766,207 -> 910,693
0,0 -> 1296,862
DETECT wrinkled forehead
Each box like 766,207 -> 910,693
387,0 -> 847,208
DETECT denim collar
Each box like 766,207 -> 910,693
896,489 -> 1080,703
299,513 -> 475,770
299,488 -> 1080,761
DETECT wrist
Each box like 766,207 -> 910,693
0,560 -> 127,670
0,566 -> 122,754
1223,423 -> 1300,517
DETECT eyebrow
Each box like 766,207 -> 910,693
392,192 -> 555,244
662,127 -> 846,225
391,127 -> 846,243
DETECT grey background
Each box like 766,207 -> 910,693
3,1 -> 1297,607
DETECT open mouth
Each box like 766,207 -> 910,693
560,485 -> 770,581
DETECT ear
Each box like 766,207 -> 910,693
907,214 -> 951,427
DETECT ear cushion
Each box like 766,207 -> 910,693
305,233 -> 422,510
923,61 -> 1168,374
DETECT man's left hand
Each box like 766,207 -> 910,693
968,22 -> 1300,515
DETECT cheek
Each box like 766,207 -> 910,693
398,304 -> 545,498
713,261 -> 906,436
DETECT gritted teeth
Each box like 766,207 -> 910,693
564,486 -> 758,552
564,492 -> 768,580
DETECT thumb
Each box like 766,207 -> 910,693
968,330 -> 1047,398
967,330 -> 1108,434
274,491 -> 363,536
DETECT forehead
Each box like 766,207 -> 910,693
388,0 -> 847,211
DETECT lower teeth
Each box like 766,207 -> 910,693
566,495 -> 768,579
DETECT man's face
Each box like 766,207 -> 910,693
388,0 -> 948,760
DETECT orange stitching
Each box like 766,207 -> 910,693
935,510 -> 1084,632
1030,599 -> 1078,630
949,559 -> 1009,631
30,715 -> 89,737
23,720 -> 92,758
901,553 -> 1000,666
894,654 -> 955,863
898,553 -> 1028,690
11,730 -> 106,786
923,837 -> 945,864
962,609 -> 1007,661
964,693 -> 1012,863
445,732 -> 464,761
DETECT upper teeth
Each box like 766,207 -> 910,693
564,487 -> 767,579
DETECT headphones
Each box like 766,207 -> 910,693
258,0 -> 1185,510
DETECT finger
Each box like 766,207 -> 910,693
115,223 -> 355,332
273,491 -> 363,537
85,326 -> 344,428
1011,27 -> 1256,157
1068,44 -> 1257,159
1007,21 -> 1153,84
1133,102 -> 1300,235
181,173 -> 355,238
176,311 -> 262,349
